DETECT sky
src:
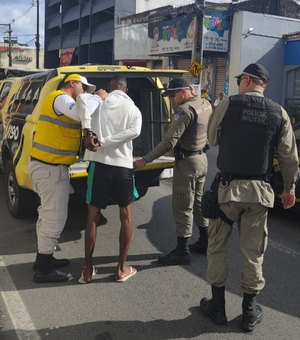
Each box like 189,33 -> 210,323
0,0 -> 45,47
0,0 -> 299,47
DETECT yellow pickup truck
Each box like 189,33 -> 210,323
0,65 -> 186,217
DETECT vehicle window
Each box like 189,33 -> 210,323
0,82 -> 12,109
131,87 -> 169,156
10,80 -> 43,117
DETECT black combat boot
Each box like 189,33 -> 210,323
158,237 -> 191,266
200,285 -> 228,325
33,253 -> 70,271
241,293 -> 263,332
33,253 -> 73,283
189,227 -> 208,255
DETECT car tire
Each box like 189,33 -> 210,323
4,160 -> 37,218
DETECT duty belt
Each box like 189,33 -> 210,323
220,172 -> 270,185
181,148 -> 204,156
173,146 -> 205,161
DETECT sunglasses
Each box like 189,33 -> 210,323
237,76 -> 248,86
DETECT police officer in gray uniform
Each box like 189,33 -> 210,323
200,64 -> 299,332
134,78 -> 212,265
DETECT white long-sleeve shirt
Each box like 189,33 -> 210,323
77,90 -> 142,169
54,94 -> 81,121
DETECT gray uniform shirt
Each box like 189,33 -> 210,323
144,97 -> 208,163
208,90 -> 299,208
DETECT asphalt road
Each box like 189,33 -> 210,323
0,147 -> 300,340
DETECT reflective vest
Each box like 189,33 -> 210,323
177,97 -> 212,151
217,95 -> 283,178
30,90 -> 81,165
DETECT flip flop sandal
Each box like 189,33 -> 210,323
116,266 -> 137,282
78,266 -> 97,284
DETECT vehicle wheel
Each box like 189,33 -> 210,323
4,160 -> 37,218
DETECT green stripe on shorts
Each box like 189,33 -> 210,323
86,161 -> 96,205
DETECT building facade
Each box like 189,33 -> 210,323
44,0 -> 300,106
116,2 -> 231,101
283,31 -> 300,124
229,10 -> 300,106
0,44 -> 44,75
44,0 -> 136,68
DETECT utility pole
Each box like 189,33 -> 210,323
191,0 -> 205,95
35,0 -> 40,69
8,23 -> 12,67
0,23 -> 12,67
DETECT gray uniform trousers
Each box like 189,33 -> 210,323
207,201 -> 268,294
172,153 -> 209,238
29,160 -> 70,254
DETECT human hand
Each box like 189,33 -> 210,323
95,89 -> 108,100
84,130 -> 101,152
134,158 -> 147,170
280,192 -> 296,209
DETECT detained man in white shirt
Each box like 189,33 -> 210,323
77,75 -> 142,283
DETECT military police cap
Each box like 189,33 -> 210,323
235,63 -> 269,84
162,78 -> 191,97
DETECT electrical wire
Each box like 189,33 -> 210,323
9,3 -> 35,25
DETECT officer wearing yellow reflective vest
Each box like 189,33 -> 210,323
29,73 -> 96,283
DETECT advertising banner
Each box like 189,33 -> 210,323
148,2 -> 231,55
148,13 -> 195,55
59,48 -> 75,67
203,2 -> 231,52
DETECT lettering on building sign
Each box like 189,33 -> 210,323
14,55 -> 32,62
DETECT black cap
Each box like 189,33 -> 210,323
235,63 -> 269,84
162,78 -> 191,97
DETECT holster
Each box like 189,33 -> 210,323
173,145 -> 205,161
202,173 -> 234,225
173,146 -> 185,161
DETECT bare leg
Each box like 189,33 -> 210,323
116,204 -> 133,279
83,205 -> 100,282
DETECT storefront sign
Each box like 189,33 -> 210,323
148,13 -> 195,55
203,3 -> 231,52
14,55 -> 32,62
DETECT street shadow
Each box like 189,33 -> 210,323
1,253 -> 162,291
0,307 -> 243,340
0,198 -> 107,256
139,194 -> 300,319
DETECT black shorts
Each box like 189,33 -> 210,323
86,161 -> 134,209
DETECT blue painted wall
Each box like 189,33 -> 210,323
285,40 -> 300,65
